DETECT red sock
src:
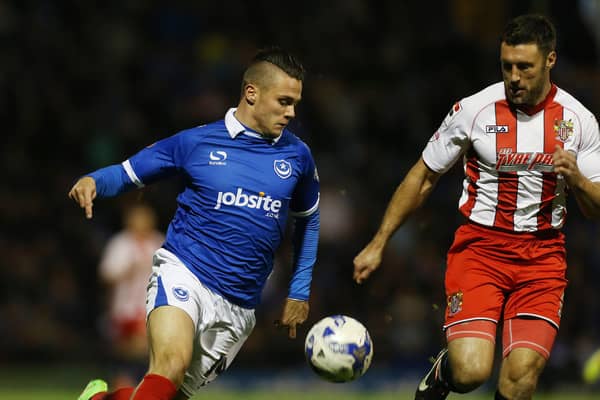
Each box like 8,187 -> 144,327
131,374 -> 177,400
101,387 -> 135,400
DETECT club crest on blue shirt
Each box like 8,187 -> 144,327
274,159 -> 292,179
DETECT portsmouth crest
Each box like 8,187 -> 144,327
554,119 -> 574,142
447,291 -> 463,316
274,159 -> 292,179
172,286 -> 190,302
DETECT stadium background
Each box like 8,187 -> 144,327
2,0 -> 600,398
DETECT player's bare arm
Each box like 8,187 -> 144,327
68,176 -> 97,219
276,298 -> 309,339
353,157 -> 441,284
553,145 -> 600,219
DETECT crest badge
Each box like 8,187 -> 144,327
554,119 -> 574,142
447,291 -> 463,316
274,160 -> 292,179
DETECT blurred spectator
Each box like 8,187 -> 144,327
98,203 -> 164,389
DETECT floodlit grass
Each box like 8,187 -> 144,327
0,389 -> 599,400
0,365 -> 597,399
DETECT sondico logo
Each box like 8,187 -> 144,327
215,188 -> 282,214
209,151 -> 227,166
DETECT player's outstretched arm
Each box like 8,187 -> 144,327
353,157 -> 441,284
68,176 -> 97,219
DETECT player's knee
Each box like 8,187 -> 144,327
450,355 -> 493,392
500,356 -> 545,395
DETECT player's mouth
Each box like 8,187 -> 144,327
509,87 -> 526,96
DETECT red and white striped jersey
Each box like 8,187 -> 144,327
423,82 -> 600,232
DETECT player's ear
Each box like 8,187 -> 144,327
245,84 -> 257,106
546,50 -> 556,70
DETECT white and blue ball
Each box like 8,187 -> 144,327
304,315 -> 373,383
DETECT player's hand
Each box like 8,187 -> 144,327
276,298 -> 309,339
553,145 -> 583,188
68,176 -> 97,219
353,240 -> 384,284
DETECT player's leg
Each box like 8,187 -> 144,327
415,321 -> 496,400
496,233 -> 566,399
129,305 -> 195,400
446,332 -> 495,391
415,223 -> 506,399
496,318 -> 556,399
129,249 -> 201,400
176,292 -> 255,398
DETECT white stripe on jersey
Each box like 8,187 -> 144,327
290,193 -> 320,217
122,159 -> 145,188
513,111 -> 545,232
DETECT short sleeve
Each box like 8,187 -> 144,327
422,101 -> 471,173
577,114 -> 600,182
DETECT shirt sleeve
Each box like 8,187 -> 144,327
125,131 -> 190,186
88,130 -> 191,197
290,143 -> 320,216
576,114 -> 600,182
422,101 -> 472,173
288,209 -> 320,300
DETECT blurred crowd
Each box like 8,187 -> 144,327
2,0 -> 600,388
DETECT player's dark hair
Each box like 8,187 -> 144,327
241,47 -> 305,95
251,46 -> 305,81
501,14 -> 556,56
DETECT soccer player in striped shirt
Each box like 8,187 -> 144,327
72,47 -> 320,400
354,14 -> 600,400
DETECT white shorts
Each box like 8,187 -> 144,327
146,248 -> 256,396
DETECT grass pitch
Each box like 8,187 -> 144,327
0,389 -> 599,399
0,364 -> 597,399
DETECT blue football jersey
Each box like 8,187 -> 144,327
122,109 -> 320,308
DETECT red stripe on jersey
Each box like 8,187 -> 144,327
459,149 -> 480,217
493,101 -> 518,230
537,104 -> 564,229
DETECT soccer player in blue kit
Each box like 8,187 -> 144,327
71,47 -> 320,400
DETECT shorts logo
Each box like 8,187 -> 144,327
274,160 -> 292,179
447,291 -> 463,316
172,286 -> 189,302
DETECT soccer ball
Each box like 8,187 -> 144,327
304,315 -> 373,383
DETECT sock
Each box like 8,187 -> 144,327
103,387 -> 135,400
495,389 -> 509,400
131,374 -> 177,400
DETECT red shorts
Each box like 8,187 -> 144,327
444,222 -> 567,330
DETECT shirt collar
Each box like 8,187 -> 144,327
224,108 -> 282,144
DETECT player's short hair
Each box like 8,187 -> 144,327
501,14 -> 556,56
242,47 -> 305,93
